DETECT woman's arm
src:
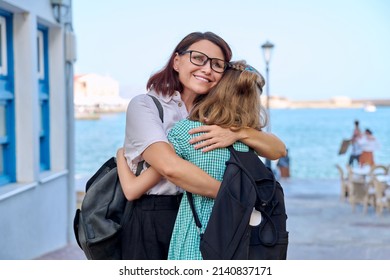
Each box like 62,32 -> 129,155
188,125 -> 286,160
116,148 -> 162,201
236,128 -> 287,159
142,141 -> 220,198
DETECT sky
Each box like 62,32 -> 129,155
73,0 -> 390,101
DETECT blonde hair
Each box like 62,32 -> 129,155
189,61 -> 267,130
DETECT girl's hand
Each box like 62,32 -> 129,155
189,125 -> 239,152
116,147 -> 125,159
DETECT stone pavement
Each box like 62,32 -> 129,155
36,178 -> 390,260
284,178 -> 390,260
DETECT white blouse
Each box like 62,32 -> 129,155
123,90 -> 188,195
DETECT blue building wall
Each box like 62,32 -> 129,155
0,0 -> 76,259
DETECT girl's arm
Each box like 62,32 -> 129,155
117,144 -> 221,199
116,148 -> 162,201
188,125 -> 286,160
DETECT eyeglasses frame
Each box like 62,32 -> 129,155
180,50 -> 230,73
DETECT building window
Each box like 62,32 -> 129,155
37,30 -> 44,79
0,16 -> 8,76
0,101 -> 6,177
37,26 -> 50,171
0,11 -> 15,186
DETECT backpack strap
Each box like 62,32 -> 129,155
135,161 -> 144,177
186,192 -> 203,237
134,94 -> 164,176
148,94 -> 164,123
257,201 -> 279,246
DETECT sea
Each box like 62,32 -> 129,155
75,107 -> 390,181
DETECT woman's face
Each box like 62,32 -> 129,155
174,40 -> 225,97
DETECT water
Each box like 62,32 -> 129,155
75,113 -> 126,178
75,107 -> 390,180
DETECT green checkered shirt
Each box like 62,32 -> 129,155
167,119 -> 249,260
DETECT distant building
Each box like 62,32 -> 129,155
74,73 -> 129,117
262,95 -> 389,109
0,0 -> 76,259
269,96 -> 290,109
330,96 -> 353,107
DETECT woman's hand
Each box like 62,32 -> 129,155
189,125 -> 238,152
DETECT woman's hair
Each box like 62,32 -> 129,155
189,61 -> 268,130
147,31 -> 232,96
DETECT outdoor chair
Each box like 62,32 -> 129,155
348,178 -> 372,213
335,164 -> 349,201
372,177 -> 390,216
369,164 -> 389,178
366,164 -> 389,197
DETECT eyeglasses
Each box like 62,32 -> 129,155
180,50 -> 229,73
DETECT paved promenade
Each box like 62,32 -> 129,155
36,178 -> 390,260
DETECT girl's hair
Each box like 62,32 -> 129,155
189,61 -> 268,130
147,32 -> 232,96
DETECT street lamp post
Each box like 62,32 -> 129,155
261,40 -> 274,169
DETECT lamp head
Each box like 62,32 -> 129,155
261,41 -> 274,64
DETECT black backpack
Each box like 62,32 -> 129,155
73,157 -> 129,259
73,94 -> 163,259
188,146 -> 289,260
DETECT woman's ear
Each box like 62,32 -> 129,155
173,53 -> 180,72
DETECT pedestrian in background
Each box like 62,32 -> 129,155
277,148 -> 290,178
358,128 -> 380,167
348,120 -> 362,166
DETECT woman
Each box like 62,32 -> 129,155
358,128 -> 380,166
119,32 -> 286,260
